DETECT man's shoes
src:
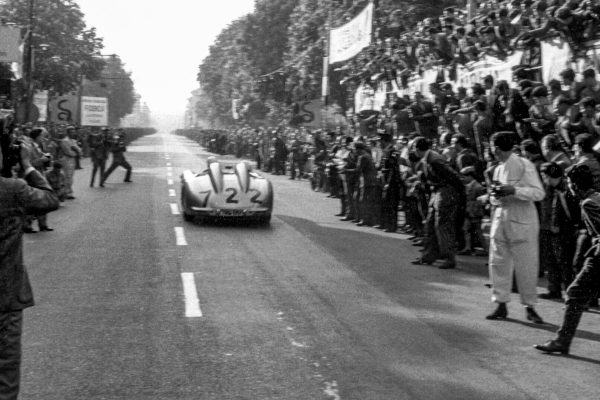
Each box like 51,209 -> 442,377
587,298 -> 599,308
355,221 -> 366,226
457,249 -> 473,256
23,227 -> 37,234
526,306 -> 544,324
65,196 -> 75,200
334,213 -> 345,217
486,303 -> 508,320
384,228 -> 396,233
39,227 -> 54,232
534,339 -> 570,355
411,258 -> 434,266
99,183 -> 105,188
373,225 -> 384,230
124,179 -> 133,183
340,216 -> 353,221
412,239 -> 424,246
438,261 -> 456,269
538,292 -> 563,300
288,177 -> 295,180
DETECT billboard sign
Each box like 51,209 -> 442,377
81,96 -> 108,126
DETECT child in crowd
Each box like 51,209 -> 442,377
459,166 -> 487,256
46,161 -> 66,202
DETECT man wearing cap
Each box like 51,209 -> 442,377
410,92 -> 438,141
579,69 -> 600,105
528,85 -> 556,140
486,131 -> 545,323
538,161 -> 577,300
572,97 -> 600,137
376,132 -> 401,232
88,128 -> 109,187
411,137 -> 465,269
354,140 -> 380,227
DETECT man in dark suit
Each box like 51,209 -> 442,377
0,140 -> 59,399
410,92 -> 439,140
411,137 -> 466,269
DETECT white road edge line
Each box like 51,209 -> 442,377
174,227 -> 187,246
168,189 -> 176,196
181,273 -> 202,317
170,203 -> 181,215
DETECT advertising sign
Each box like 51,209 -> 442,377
0,26 -> 22,63
329,2 -> 373,64
48,93 -> 78,124
33,91 -> 48,122
81,96 -> 108,126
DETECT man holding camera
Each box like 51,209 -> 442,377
0,140 -> 60,399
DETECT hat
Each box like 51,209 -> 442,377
540,162 -> 564,178
354,141 -> 366,150
460,166 -> 476,176
555,7 -> 572,21
579,96 -> 597,108
531,85 -> 548,98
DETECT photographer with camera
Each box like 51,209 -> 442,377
0,138 -> 60,399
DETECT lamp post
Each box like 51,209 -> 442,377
22,0 -> 34,123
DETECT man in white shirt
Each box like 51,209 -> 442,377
486,131 -> 546,323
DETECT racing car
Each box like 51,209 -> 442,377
180,158 -> 273,224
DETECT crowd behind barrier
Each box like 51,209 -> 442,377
175,0 -> 600,353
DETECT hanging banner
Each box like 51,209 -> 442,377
0,26 -> 22,63
454,51 -> 523,90
33,91 -> 48,122
329,2 -> 373,64
48,93 -> 78,124
541,38 -> 571,83
80,96 -> 108,126
355,83 -> 375,112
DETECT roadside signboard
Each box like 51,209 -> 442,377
81,96 -> 108,126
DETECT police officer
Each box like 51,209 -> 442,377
88,128 -> 109,187
376,132 -> 401,232
101,128 -> 132,184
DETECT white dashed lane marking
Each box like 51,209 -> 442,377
174,227 -> 187,246
167,179 -> 173,185
181,273 -> 202,317
169,189 -> 176,197
170,203 -> 180,215
166,162 -> 171,166
167,172 -> 172,177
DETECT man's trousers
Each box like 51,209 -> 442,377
0,311 -> 22,400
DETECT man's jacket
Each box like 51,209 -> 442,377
0,170 -> 60,311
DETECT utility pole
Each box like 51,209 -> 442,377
23,0 -> 34,123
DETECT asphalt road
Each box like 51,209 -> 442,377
19,132 -> 600,400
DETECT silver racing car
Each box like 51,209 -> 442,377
180,158 -> 273,224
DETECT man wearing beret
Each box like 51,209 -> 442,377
376,132 -> 401,232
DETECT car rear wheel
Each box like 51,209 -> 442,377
181,189 -> 194,222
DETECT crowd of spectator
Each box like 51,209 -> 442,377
1,112 -> 142,232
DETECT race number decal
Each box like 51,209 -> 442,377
248,189 -> 262,204
199,190 -> 211,207
225,188 -> 239,204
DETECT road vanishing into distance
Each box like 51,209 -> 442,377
21,132 -> 600,400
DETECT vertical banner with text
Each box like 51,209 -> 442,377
33,91 -> 48,122
81,96 -> 108,126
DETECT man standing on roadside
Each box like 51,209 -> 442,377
486,131 -> 546,324
58,126 -> 82,200
535,165 -> 600,354
0,141 -> 60,399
